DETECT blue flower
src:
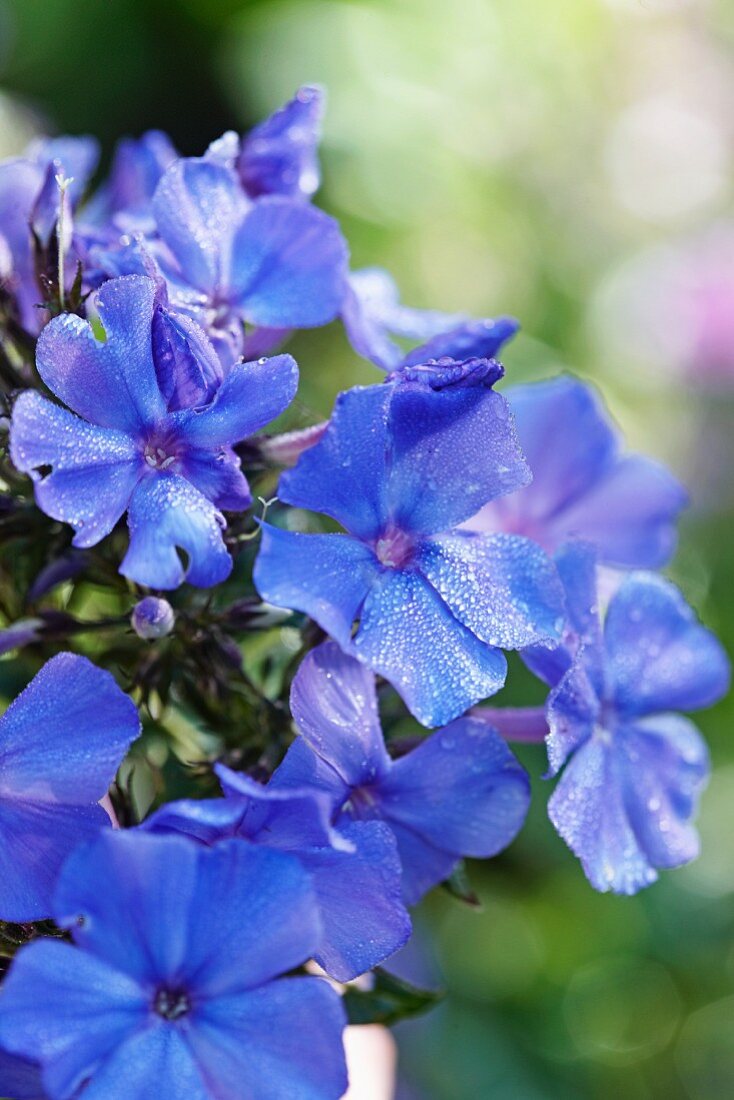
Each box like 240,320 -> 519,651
91,152 -> 349,366
0,653 -> 140,922
0,1049 -> 45,1100
269,641 -> 531,903
97,130 -> 178,227
0,831 -> 347,1100
141,764 -> 411,983
254,362 -> 564,726
466,376 -> 687,569
528,542 -> 730,894
342,266 -> 518,371
10,275 -> 299,589
238,85 -> 325,200
0,136 -> 98,332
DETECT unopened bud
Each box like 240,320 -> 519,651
131,597 -> 175,640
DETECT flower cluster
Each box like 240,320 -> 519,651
0,88 -> 728,1099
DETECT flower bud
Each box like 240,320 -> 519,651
131,597 -> 175,640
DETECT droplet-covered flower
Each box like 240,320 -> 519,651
10,275 -> 299,589
254,363 -> 565,726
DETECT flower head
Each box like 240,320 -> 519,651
0,653 -> 140,922
528,542 -> 730,894
466,376 -> 687,569
142,766 -> 411,983
270,641 -> 531,904
254,365 -> 564,726
89,149 -> 349,366
0,831 -> 347,1100
10,275 -> 299,589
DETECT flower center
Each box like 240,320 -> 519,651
374,527 -> 415,569
154,987 -> 191,1021
143,431 -> 180,471
343,785 -> 378,820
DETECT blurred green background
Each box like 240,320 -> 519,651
1,0 -> 733,1096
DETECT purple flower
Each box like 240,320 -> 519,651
238,85 -> 325,200
142,766 -> 411,983
0,136 -> 98,332
100,130 -> 179,227
0,1050 -> 45,1100
107,154 -> 348,366
254,363 -> 564,726
269,641 -> 531,904
0,653 -> 140,922
466,376 -> 687,569
528,542 -> 729,894
0,831 -> 347,1100
342,266 -> 518,372
10,275 -> 298,589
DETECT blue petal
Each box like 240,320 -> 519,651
152,158 -> 247,296
0,1048 -> 45,1100
239,85 -> 325,200
269,738 -> 352,807
522,540 -> 604,689
10,391 -> 140,548
0,800 -> 108,923
401,316 -> 519,368
417,532 -> 564,650
54,832 -> 321,996
545,653 -> 601,776
0,940 -> 147,1099
26,135 -> 99,206
469,377 -> 687,568
290,641 -> 391,786
31,161 -> 71,247
354,568 -> 508,727
71,1024 -> 208,1100
548,736 -> 659,894
141,796 -> 249,846
213,767 -> 340,849
604,573 -> 730,718
278,386 -> 392,540
378,822 -> 458,907
280,380 -> 530,541
474,377 -> 620,536
35,275 -> 167,432
303,820 -> 412,982
341,268 -> 466,371
151,306 -> 223,411
188,979 -> 347,1100
172,354 -> 299,448
373,717 -> 530,900
121,473 -> 232,589
0,652 -> 140,803
385,383 -> 530,536
555,453 -> 687,569
0,159 -> 43,332
617,714 -> 708,871
107,130 -> 178,216
227,197 -> 348,328
254,526 -> 378,650
178,447 -> 251,511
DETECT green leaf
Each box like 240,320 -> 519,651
343,968 -> 441,1027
